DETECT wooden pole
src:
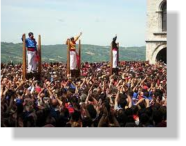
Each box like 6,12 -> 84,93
78,39 -> 81,76
67,40 -> 70,75
38,35 -> 41,78
110,43 -> 113,75
117,43 -> 119,66
22,34 -> 26,81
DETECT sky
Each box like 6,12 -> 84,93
1,0 -> 146,47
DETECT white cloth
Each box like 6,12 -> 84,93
112,50 -> 117,68
70,51 -> 77,70
27,51 -> 37,72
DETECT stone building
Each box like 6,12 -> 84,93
146,0 -> 167,64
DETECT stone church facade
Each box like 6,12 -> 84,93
146,0 -> 167,64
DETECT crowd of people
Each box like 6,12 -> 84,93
1,61 -> 167,127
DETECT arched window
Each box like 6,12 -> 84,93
162,2 -> 167,31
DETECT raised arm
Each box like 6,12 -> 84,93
132,79 -> 141,92
80,77 -> 86,88
127,94 -> 132,108
113,35 -> 117,42
135,96 -> 145,106
1,85 -> 3,99
55,95 -> 63,107
98,105 -> 108,127
85,84 -> 94,104
21,34 -> 25,41
45,83 -> 53,98
110,109 -> 120,127
139,76 -> 147,86
114,86 -> 121,110
15,80 -> 25,92
74,32 -> 82,42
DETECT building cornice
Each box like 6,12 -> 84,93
153,32 -> 167,35
146,40 -> 167,42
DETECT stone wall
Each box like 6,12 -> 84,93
146,0 -> 167,64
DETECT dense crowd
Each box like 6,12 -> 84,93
1,61 -> 167,127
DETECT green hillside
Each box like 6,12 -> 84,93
1,42 -> 145,63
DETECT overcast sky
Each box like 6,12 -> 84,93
1,0 -> 146,47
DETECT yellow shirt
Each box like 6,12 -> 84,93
69,36 -> 80,50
